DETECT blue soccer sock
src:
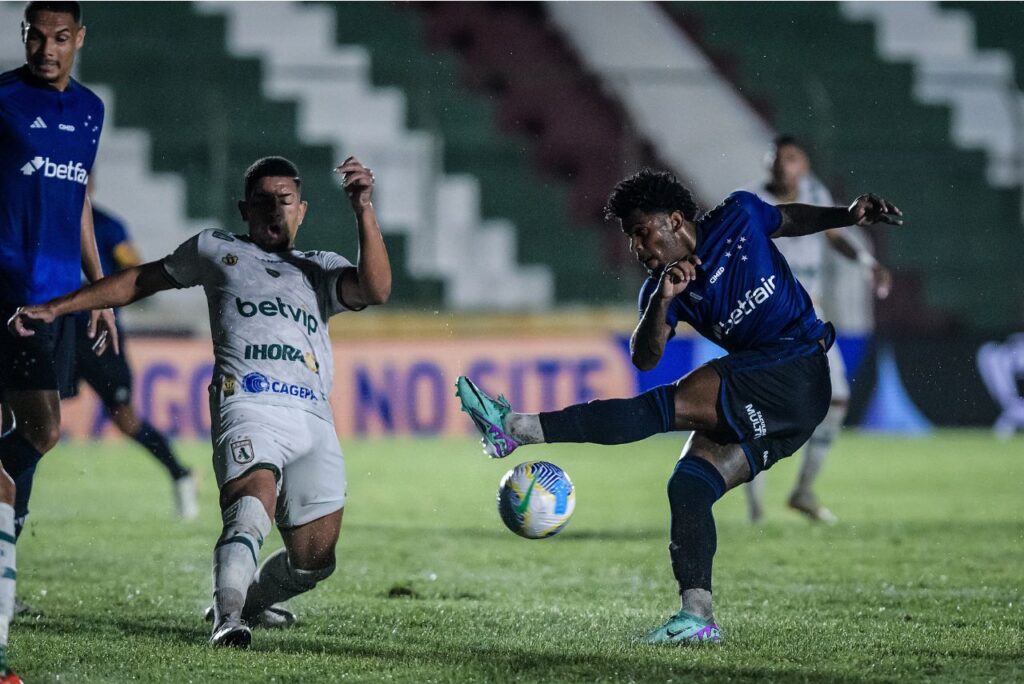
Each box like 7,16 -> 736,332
538,385 -> 676,444
667,457 -> 726,592
0,432 -> 43,538
132,421 -> 189,481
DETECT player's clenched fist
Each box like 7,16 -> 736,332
335,157 -> 374,210
848,193 -> 902,227
658,255 -> 702,300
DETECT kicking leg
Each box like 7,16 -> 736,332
646,431 -> 750,645
455,364 -> 722,457
788,400 -> 844,523
210,469 -> 276,648
240,509 -> 342,626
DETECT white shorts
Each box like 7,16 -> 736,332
827,342 -> 850,403
211,399 -> 347,529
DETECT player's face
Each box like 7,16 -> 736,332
240,177 -> 308,252
621,209 -> 690,275
770,144 -> 810,192
22,11 -> 84,87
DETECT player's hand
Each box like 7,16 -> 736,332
658,255 -> 702,300
7,305 -> 55,337
872,264 -> 893,300
89,308 -> 120,356
848,194 -> 902,227
335,157 -> 374,210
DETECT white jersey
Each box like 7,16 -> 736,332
744,175 -> 834,302
162,229 -> 353,422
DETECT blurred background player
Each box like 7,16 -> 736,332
11,155 -> 392,648
742,135 -> 893,523
0,1 -> 114,680
72,178 -> 198,520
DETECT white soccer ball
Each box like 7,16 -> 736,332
496,461 -> 576,539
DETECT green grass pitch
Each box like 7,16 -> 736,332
11,430 -> 1023,682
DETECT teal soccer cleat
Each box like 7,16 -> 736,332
455,376 -> 519,458
643,610 -> 722,645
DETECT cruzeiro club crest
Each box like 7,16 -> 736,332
230,438 -> 255,464
222,253 -> 238,266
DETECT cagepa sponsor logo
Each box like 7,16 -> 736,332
19,156 -> 88,185
241,372 -> 318,402
235,296 -> 318,335
712,275 -> 776,338
745,403 -> 767,439
244,343 -> 319,372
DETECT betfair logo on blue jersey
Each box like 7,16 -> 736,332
713,275 -> 777,339
241,372 -> 318,402
19,157 -> 88,185
235,296 -> 318,335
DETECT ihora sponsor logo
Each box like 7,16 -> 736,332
235,296 -> 319,335
713,275 -> 777,338
244,343 -> 319,372
241,372 -> 318,402
19,156 -> 88,185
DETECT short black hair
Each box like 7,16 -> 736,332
24,1 -> 81,24
773,134 -> 808,155
243,156 -> 301,198
604,169 -> 699,221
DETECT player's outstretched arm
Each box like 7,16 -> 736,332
774,194 -> 903,238
8,261 -> 175,338
80,194 -> 120,354
335,157 -> 392,309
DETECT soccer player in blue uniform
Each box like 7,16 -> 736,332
0,4 -> 112,675
73,191 -> 199,519
456,169 -> 901,644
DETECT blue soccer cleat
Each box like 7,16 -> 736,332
643,610 -> 722,645
455,376 -> 519,459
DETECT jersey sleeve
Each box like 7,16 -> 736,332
730,190 -> 782,236
160,232 -> 207,288
308,251 -> 356,317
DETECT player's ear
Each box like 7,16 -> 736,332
297,200 -> 308,226
75,24 -> 86,49
237,199 -> 249,221
669,210 -> 686,233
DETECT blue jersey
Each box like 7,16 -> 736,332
91,205 -> 130,278
0,66 -> 104,305
639,191 -> 826,354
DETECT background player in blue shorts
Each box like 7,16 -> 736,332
72,180 -> 198,520
0,2 -> 113,680
457,169 -> 901,644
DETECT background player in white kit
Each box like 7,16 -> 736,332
743,136 -> 892,523
10,155 -> 391,647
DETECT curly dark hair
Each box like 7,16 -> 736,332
24,1 -> 81,23
243,156 -> 302,198
603,169 -> 699,222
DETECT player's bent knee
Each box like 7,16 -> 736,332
21,422 -> 60,454
289,560 -> 336,591
0,470 -> 15,505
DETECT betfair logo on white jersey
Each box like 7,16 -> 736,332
713,275 -> 777,338
235,297 -> 319,335
19,156 -> 88,185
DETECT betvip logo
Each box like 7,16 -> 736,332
20,157 -> 88,185
29,116 -> 46,129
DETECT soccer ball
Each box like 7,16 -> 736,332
496,461 -> 576,539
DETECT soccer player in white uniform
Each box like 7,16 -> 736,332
10,155 -> 392,648
743,135 -> 892,523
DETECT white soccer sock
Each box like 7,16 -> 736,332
744,473 -> 766,522
243,548 -> 335,615
794,403 -> 847,496
0,503 -> 16,648
213,496 -> 271,625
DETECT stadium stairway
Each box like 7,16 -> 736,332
666,1 -> 1023,334
69,1 -> 563,312
322,1 -> 636,303
842,2 -> 1023,189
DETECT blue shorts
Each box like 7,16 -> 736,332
707,330 -> 834,480
74,314 -> 132,408
0,303 -> 77,398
